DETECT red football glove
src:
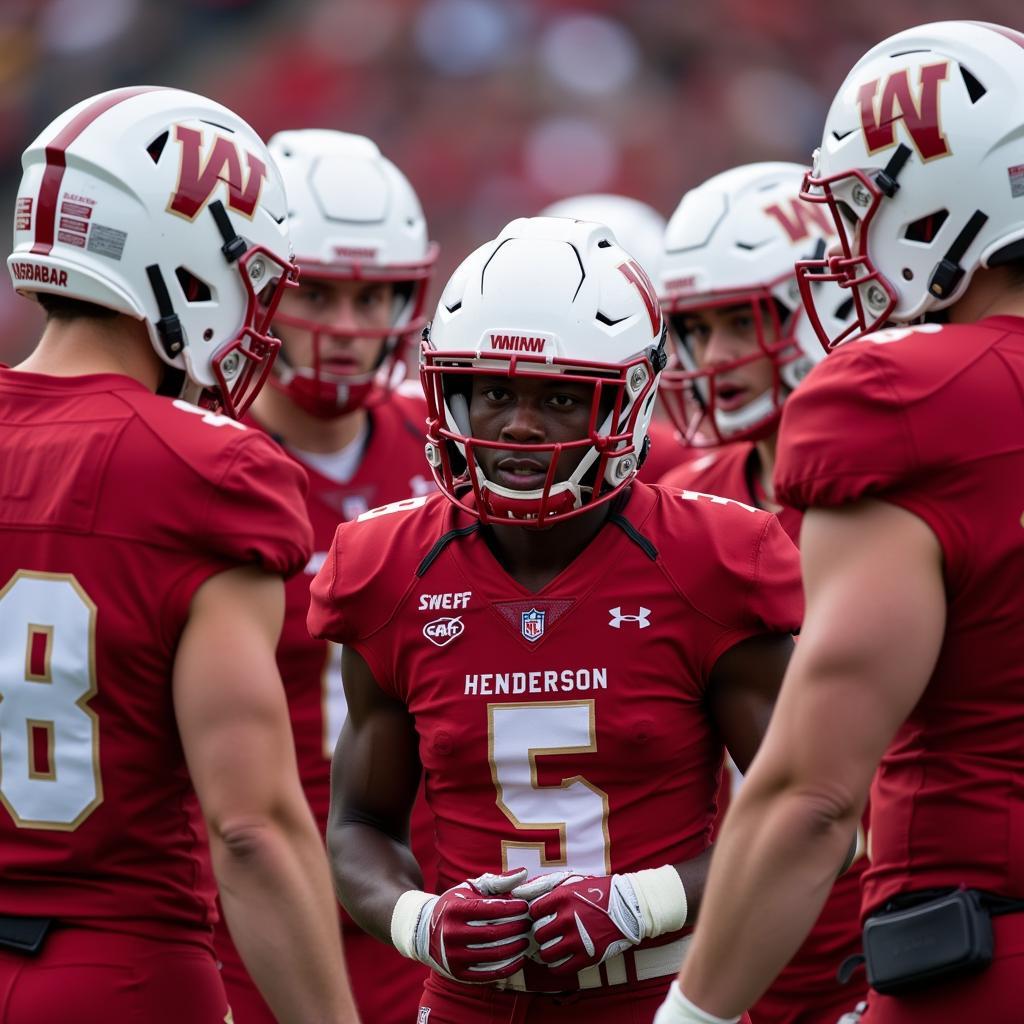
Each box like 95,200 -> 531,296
512,870 -> 644,974
407,868 -> 532,983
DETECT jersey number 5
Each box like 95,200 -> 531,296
0,572 -> 103,829
489,700 -> 610,877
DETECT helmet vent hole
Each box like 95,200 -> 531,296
960,66 -> 987,104
146,131 -> 169,164
597,239 -> 611,248
904,209 -> 948,244
735,239 -> 763,251
175,267 -> 212,303
834,297 -> 855,320
445,300 -> 462,314
596,311 -> 628,326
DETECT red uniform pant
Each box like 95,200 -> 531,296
859,912 -> 1024,1024
419,972 -> 753,1024
216,914 -> 428,1024
752,986 -> 865,1024
0,924 -> 227,1024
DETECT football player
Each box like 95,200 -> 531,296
0,90 -> 357,1022
540,192 -> 690,482
658,20 -> 1024,1024
211,128 -> 438,1024
309,216 -> 803,1022
657,163 -> 865,1024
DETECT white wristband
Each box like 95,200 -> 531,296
390,889 -> 436,961
653,981 -> 741,1024
626,864 -> 688,937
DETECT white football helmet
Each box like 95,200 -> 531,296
421,217 -> 667,526
8,86 -> 296,418
267,130 -> 438,418
798,21 -> 1024,347
658,162 -> 850,446
539,194 -> 667,282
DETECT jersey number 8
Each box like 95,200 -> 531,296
0,571 -> 103,830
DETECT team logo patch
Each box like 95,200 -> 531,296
423,616 -> 465,647
608,606 -> 651,629
521,607 -> 545,643
417,1009 -> 431,1024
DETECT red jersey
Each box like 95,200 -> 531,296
215,392 -> 436,1024
663,442 -> 866,1015
309,482 -> 802,992
261,393 -> 435,833
775,317 -> 1024,916
660,443 -> 803,544
637,415 -> 694,483
0,370 -> 311,939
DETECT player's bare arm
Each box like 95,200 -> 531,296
327,645 -> 425,941
329,646 -> 533,984
649,630 -> 794,927
669,500 -> 944,1019
175,565 -> 359,1024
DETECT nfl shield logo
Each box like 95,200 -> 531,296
521,607 -> 545,642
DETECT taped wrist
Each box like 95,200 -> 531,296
626,864 -> 688,937
390,889 -> 436,961
654,981 -> 741,1024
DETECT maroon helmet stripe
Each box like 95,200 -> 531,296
31,86 -> 164,256
968,22 -> 1024,50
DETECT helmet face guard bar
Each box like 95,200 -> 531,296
268,248 -> 437,417
420,347 -> 655,527
796,167 -> 898,351
658,285 -> 795,447
209,244 -> 297,418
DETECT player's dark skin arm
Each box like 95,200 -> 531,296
666,631 -> 795,923
326,646 -> 425,944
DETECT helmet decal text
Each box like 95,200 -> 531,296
857,62 -> 951,161
168,125 -> 268,221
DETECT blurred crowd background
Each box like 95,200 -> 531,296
1,0 -> 1020,363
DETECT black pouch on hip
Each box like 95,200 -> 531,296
0,916 -> 52,955
862,889 -> 993,994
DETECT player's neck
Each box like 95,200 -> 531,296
251,383 -> 368,453
481,501 -> 612,593
753,432 -> 779,510
949,265 -> 1024,324
14,316 -> 161,391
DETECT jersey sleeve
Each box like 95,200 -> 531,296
774,341 -> 917,511
308,497 -> 436,692
202,432 -> 313,577
699,510 -> 803,673
658,492 -> 804,677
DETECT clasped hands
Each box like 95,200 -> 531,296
410,867 -> 648,983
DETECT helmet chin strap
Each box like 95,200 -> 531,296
448,389 -> 618,522
712,388 -> 777,438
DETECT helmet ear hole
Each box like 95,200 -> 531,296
905,210 -> 949,244
146,131 -> 169,163
175,267 -> 212,303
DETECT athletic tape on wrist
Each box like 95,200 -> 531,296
390,889 -> 435,961
654,981 -> 741,1024
627,864 -> 688,937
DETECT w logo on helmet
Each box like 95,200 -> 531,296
763,197 -> 834,244
857,62 -> 951,161
168,124 -> 268,220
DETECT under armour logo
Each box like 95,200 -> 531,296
608,607 -> 650,629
